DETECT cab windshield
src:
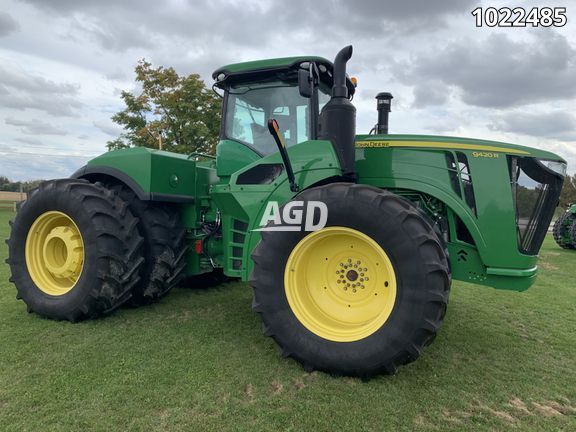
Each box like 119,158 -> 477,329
224,80 -> 330,155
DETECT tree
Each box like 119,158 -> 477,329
0,176 -> 11,191
559,173 -> 576,207
107,60 -> 222,155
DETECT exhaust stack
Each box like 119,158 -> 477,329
375,92 -> 393,134
318,45 -> 356,178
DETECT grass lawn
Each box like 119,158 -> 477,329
0,207 -> 575,431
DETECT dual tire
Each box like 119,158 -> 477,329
6,179 -> 186,321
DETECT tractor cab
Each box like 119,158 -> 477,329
212,56 -> 356,176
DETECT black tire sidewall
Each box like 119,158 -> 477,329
10,184 -> 108,318
107,183 -> 186,302
253,184 -> 448,374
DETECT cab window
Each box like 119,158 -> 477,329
225,82 -> 311,155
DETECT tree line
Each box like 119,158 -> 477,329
0,177 -> 43,194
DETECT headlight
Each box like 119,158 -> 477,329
539,159 -> 567,177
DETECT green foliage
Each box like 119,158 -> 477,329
0,176 -> 43,193
107,60 -> 222,155
559,174 -> 576,208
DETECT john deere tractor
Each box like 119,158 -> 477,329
553,204 -> 576,249
7,46 -> 567,377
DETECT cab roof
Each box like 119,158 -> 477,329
212,55 -> 356,96
212,56 -> 331,78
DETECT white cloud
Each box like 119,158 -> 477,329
5,117 -> 67,136
0,0 -> 574,181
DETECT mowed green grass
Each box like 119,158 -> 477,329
0,208 -> 575,432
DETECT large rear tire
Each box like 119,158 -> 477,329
250,183 -> 451,377
107,184 -> 187,306
6,179 -> 144,321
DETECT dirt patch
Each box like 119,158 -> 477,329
442,409 -> 465,424
539,261 -> 559,271
532,402 -> 564,417
271,380 -> 283,395
508,397 -> 575,418
413,414 -> 426,427
509,398 -> 533,415
512,322 -> 531,340
544,400 -> 576,415
481,405 -> 517,423
243,383 -> 255,402
158,409 -> 169,422
438,397 -> 576,427
293,378 -> 305,391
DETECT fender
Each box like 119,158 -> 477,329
71,147 -> 196,203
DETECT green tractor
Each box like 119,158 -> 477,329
553,204 -> 576,249
6,46 -> 567,377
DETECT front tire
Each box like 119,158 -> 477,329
6,179 -> 144,321
250,183 -> 451,377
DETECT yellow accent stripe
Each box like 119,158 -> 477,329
355,140 -> 530,155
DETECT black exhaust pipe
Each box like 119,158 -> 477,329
375,92 -> 393,134
318,45 -> 356,178
332,46 -> 353,98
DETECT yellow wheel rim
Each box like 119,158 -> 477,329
284,227 -> 397,342
25,211 -> 85,296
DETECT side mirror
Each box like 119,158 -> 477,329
298,68 -> 312,98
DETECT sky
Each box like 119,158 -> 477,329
0,0 -> 575,181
